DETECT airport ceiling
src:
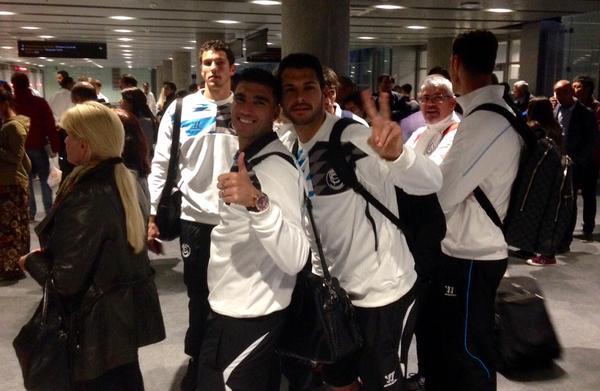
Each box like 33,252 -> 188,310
0,0 -> 598,69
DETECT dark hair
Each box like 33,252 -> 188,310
0,80 -> 13,95
175,89 -> 189,99
237,68 -> 281,103
162,81 -> 177,92
0,88 -> 14,106
573,75 -> 595,96
199,40 -> 235,66
57,70 -> 69,78
276,53 -> 325,89
114,109 -> 151,177
342,91 -> 364,111
452,30 -> 498,75
62,77 -> 75,89
71,82 -> 98,103
188,83 -> 198,93
400,83 -> 413,94
120,74 -> 138,88
377,73 -> 391,84
323,66 -> 339,89
10,72 -> 30,90
527,97 -> 564,152
121,87 -> 155,119
428,66 -> 451,80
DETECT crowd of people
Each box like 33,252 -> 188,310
0,28 -> 599,391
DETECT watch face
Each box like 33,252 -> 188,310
256,193 -> 269,211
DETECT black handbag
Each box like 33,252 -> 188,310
277,196 -> 363,364
13,278 -> 72,390
155,98 -> 183,241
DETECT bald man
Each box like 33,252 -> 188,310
554,79 -> 598,244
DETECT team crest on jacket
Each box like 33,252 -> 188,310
326,169 -> 344,191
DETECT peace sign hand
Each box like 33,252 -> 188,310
362,89 -> 404,161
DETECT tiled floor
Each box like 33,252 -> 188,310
1,184 -> 599,390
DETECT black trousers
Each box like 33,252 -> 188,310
180,220 -> 215,358
197,310 -> 285,391
574,164 -> 598,235
75,360 -> 144,391
323,283 -> 418,390
425,255 -> 507,391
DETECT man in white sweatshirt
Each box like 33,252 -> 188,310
196,68 -> 310,390
426,30 -> 522,391
405,73 -> 460,390
147,40 -> 237,391
277,53 -> 442,391
406,74 -> 460,165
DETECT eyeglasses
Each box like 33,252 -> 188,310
417,94 -> 452,104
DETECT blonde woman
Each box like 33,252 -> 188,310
19,101 -> 165,390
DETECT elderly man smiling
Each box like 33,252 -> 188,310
406,74 -> 460,165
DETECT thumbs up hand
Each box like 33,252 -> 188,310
217,152 -> 263,208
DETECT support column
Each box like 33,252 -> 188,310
173,51 -> 192,92
426,37 -> 453,74
520,20 -> 564,95
281,0 -> 350,77
155,65 -> 164,92
162,59 -> 173,84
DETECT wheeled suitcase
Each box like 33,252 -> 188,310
495,276 -> 562,372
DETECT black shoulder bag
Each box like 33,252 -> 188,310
249,150 -> 363,364
13,278 -> 72,390
277,193 -> 363,364
155,98 -> 183,241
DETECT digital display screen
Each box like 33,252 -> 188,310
18,41 -> 107,59
245,29 -> 268,57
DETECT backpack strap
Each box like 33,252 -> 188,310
248,151 -> 297,170
328,118 -> 409,233
161,98 -> 183,199
468,103 -> 527,230
469,103 -> 535,147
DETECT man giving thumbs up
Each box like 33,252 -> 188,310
195,68 -> 310,391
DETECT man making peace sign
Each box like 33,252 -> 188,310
276,53 -> 442,391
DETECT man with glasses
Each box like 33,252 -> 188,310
404,74 -> 460,390
406,75 -> 460,165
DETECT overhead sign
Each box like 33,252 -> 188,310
18,41 -> 107,59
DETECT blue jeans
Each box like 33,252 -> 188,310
27,149 -> 53,217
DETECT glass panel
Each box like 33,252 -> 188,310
510,39 -> 521,63
509,64 -> 520,81
493,70 -> 504,83
496,41 -> 507,64
419,50 -> 428,68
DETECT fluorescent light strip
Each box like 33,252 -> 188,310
486,8 -> 513,13
110,16 -> 135,20
251,0 -> 281,5
374,4 -> 404,10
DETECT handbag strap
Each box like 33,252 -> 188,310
304,195 -> 333,282
163,98 -> 183,196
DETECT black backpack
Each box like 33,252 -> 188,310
326,118 -> 446,280
471,104 -> 574,255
